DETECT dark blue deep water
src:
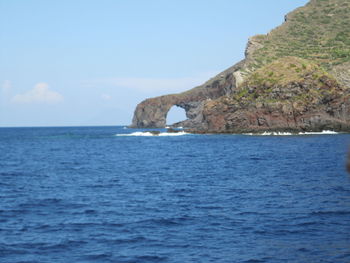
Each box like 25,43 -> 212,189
1,126 -> 350,263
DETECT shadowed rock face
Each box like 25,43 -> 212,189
199,96 -> 350,133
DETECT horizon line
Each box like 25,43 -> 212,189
0,124 -> 128,128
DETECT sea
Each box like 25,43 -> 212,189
1,126 -> 350,263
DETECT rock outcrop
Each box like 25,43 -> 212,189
196,57 -> 350,133
130,0 -> 350,133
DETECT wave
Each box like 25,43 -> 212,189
115,131 -> 189,137
118,130 -> 339,137
298,130 -> 338,135
244,130 -> 338,136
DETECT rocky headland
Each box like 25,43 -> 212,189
130,0 -> 350,133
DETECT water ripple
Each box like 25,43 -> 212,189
0,126 -> 349,263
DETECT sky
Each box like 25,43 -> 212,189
0,0 -> 308,127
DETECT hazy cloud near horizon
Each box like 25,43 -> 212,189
82,72 -> 219,94
11,83 -> 64,104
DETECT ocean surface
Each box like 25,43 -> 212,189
1,126 -> 350,263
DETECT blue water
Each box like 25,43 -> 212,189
1,126 -> 350,263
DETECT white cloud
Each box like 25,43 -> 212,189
12,83 -> 63,104
101,93 -> 112,100
83,71 -> 219,94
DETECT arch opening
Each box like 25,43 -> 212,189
166,105 -> 187,126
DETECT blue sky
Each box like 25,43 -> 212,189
0,0 -> 308,127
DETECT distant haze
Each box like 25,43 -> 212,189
0,0 -> 308,127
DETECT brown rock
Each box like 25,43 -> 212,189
149,131 -> 161,136
166,128 -> 181,133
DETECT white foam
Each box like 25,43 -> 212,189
261,132 -> 292,136
116,132 -> 155,137
116,131 -> 189,137
299,130 -> 338,135
159,131 -> 188,136
244,130 -> 338,136
243,132 -> 293,136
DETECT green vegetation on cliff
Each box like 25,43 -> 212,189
248,0 -> 350,72
246,57 -> 331,87
233,57 -> 345,106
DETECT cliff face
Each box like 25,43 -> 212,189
130,0 -> 350,132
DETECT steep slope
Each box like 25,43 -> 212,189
244,0 -> 350,84
130,0 -> 350,132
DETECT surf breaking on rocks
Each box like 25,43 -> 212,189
115,131 -> 189,137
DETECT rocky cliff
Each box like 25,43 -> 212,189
199,57 -> 350,133
130,0 -> 350,132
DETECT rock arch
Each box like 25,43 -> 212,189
129,94 -> 203,128
129,62 -> 244,128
